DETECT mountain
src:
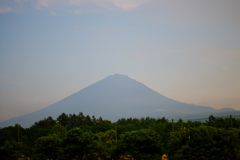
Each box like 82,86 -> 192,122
0,74 -> 239,128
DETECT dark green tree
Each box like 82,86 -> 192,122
63,127 -> 95,159
50,124 -> 67,139
34,134 -> 63,160
168,126 -> 240,160
205,114 -> 216,126
77,112 -> 86,126
69,113 -> 79,129
157,117 -> 168,123
117,129 -> 163,160
92,115 -> 97,125
85,115 -> 93,126
95,130 -> 118,160
31,116 -> 56,129
0,140 -> 27,160
57,113 -> 69,127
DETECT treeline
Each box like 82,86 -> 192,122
0,113 -> 240,160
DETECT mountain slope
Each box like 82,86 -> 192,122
0,74 -> 238,128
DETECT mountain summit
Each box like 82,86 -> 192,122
0,74 -> 238,128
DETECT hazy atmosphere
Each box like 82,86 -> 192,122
0,0 -> 240,123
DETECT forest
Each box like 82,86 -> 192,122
1,112 -> 240,160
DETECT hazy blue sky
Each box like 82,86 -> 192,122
0,0 -> 240,122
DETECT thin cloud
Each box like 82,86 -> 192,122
0,7 -> 12,13
36,0 -> 149,11
0,0 -> 28,13
0,0 -> 148,14
35,0 -> 60,10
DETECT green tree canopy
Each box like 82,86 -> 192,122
117,129 -> 163,160
31,116 -> 56,129
168,126 -> 240,160
34,134 -> 63,160
0,140 -> 27,160
57,113 -> 69,127
95,130 -> 118,160
63,127 -> 95,159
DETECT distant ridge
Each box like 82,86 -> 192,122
218,108 -> 236,112
1,74 -> 239,128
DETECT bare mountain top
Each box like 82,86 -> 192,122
0,74 -> 239,128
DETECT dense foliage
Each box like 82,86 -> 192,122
0,112 -> 240,160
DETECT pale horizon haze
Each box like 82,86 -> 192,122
0,0 -> 240,123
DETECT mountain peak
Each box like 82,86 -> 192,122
108,74 -> 130,79
1,74 -> 238,128
101,74 -> 136,85
113,73 -> 125,76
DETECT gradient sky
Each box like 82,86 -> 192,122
0,0 -> 240,123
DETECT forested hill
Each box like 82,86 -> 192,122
1,112 -> 240,160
